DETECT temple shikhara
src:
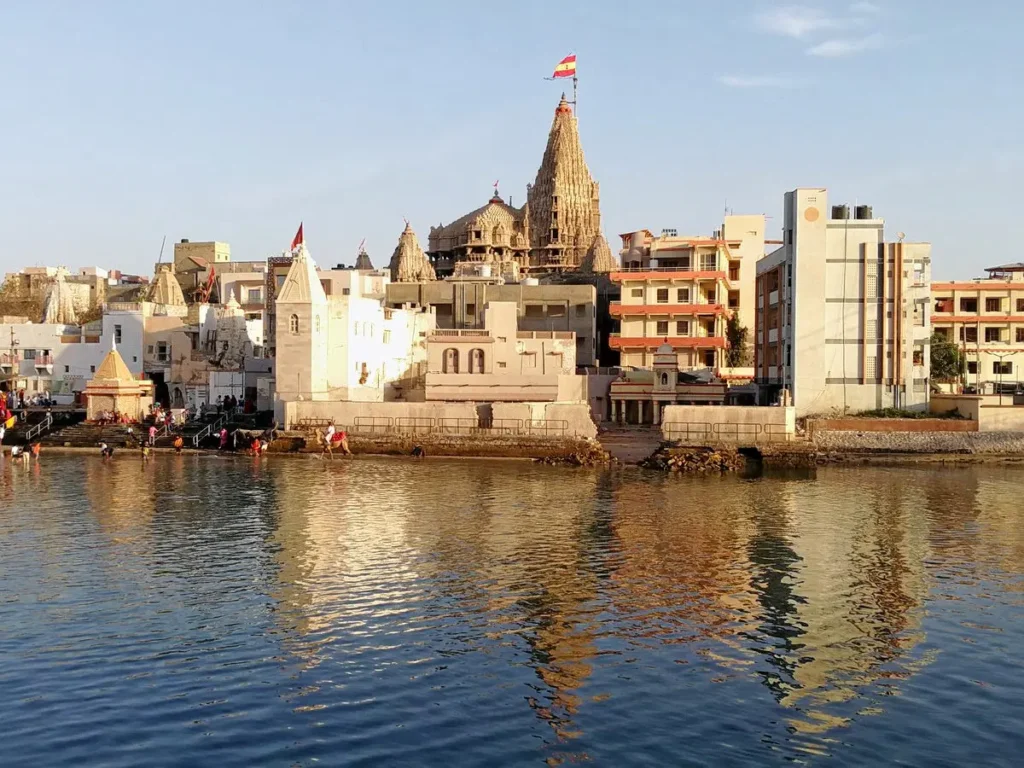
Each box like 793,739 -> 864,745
427,95 -> 614,277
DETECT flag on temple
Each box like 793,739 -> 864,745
551,54 -> 576,79
290,222 -> 304,251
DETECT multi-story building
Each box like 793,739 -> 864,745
755,189 -> 931,415
385,271 -> 599,368
424,301 -> 580,402
0,308 -> 144,404
610,214 -> 766,370
931,263 -> 1024,392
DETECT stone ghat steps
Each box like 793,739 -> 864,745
596,426 -> 664,464
40,424 -> 142,448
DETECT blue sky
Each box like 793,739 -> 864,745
1,1 -> 1020,279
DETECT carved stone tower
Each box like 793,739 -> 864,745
527,94 -> 604,271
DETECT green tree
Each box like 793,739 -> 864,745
930,333 -> 964,383
725,314 -> 751,367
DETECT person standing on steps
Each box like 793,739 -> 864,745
148,423 -> 157,447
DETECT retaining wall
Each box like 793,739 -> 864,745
661,405 -> 795,443
271,431 -> 602,460
811,430 -> 1024,454
807,417 -> 977,435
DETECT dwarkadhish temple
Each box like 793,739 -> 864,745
425,95 -> 615,278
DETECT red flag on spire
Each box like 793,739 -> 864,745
290,223 -> 304,251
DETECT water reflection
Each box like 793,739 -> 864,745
2,456 -> 1023,767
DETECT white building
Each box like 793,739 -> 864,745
0,309 -> 145,404
755,189 -> 931,415
274,245 -> 436,412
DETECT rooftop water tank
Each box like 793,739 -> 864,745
855,205 -> 873,220
521,277 -> 540,286
832,205 -> 850,220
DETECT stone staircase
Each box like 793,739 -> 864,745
40,423 -> 142,449
596,425 -> 664,464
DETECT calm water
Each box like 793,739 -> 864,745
1,456 -> 1022,767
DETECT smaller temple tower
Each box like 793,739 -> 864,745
274,244 -> 329,401
389,222 -> 436,283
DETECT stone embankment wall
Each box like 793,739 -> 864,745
806,418 -> 977,435
810,430 -> 1024,454
272,431 -> 605,461
661,405 -> 795,443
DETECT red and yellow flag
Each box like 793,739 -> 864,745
551,54 -> 576,79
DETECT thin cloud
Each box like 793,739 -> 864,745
806,33 -> 883,57
849,1 -> 881,13
755,6 -> 844,38
717,75 -> 807,89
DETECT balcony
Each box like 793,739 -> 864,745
609,302 -> 725,317
609,334 -> 727,351
516,331 -> 574,340
428,329 -> 493,340
610,268 -> 728,283
33,354 -> 54,372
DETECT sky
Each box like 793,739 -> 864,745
1,0 -> 1021,280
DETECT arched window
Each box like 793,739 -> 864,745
469,348 -> 485,374
289,314 -> 299,334
660,373 -> 669,386
443,348 -> 459,374
315,315 -> 321,333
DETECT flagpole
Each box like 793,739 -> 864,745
572,73 -> 578,116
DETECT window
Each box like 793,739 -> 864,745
525,305 -> 544,319
473,230 -> 482,240
443,348 -> 459,374
247,288 -> 262,303
660,373 -> 669,386
656,321 -> 669,335
157,342 -> 169,362
576,336 -> 587,346
703,349 -> 716,367
289,314 -> 299,334
934,327 -> 951,341
23,349 -> 36,360
631,288 -> 643,299
1017,298 -> 1024,312
469,348 -> 485,373
383,330 -> 391,344
994,361 -> 1013,375
90,365 -> 96,373
523,352 -> 537,368
114,324 -> 122,344
147,345 -> 154,354
132,356 -> 137,363
64,365 -> 69,373
986,297 -> 1003,312
729,261 -> 740,281
961,327 -> 978,343
656,288 -> 669,304
466,304 -> 476,316
960,297 -> 978,313
548,304 -> 565,317
676,320 -> 690,336
985,327 -> 1002,343
677,287 -> 690,303
706,289 -> 716,304
1017,328 -> 1024,343
913,349 -> 924,366
575,304 -> 586,317
342,288 -> 351,296
728,291 -> 739,310
967,361 -> 978,374
276,274 -> 286,288
497,361 -> 507,368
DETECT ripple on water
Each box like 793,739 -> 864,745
0,457 -> 1023,766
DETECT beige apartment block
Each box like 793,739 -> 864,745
424,301 -> 580,402
931,263 -> 1024,393
755,189 -> 931,416
612,214 -> 765,370
385,280 -> 598,367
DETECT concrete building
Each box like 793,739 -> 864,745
611,215 -> 766,370
755,189 -> 931,415
931,263 -> 1024,393
424,301 -> 580,402
0,308 -> 145,404
385,276 -> 599,367
274,244 -> 436,410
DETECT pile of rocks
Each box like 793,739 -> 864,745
535,443 -> 611,467
640,446 -> 745,473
